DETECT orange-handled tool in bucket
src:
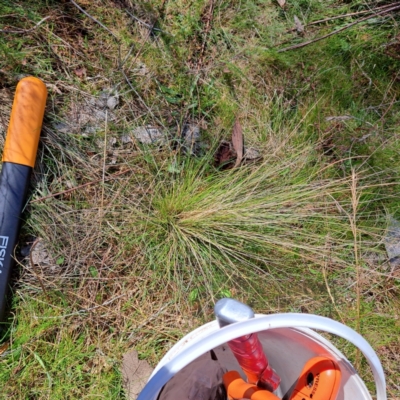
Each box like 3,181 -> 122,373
223,370 -> 280,400
215,298 -> 281,391
223,356 -> 341,400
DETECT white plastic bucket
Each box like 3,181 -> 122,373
137,313 -> 386,400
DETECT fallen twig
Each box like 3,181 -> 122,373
0,16 -> 50,34
125,9 -> 164,33
286,2 -> 398,33
31,168 -> 132,203
70,0 -> 119,41
278,4 -> 400,52
308,3 -> 398,26
31,295 -> 126,319
197,0 -> 216,72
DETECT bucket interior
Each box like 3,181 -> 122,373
158,327 -> 372,400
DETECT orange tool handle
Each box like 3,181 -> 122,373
223,371 -> 280,400
3,76 -> 47,167
289,357 -> 341,400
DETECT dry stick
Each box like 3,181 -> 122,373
69,0 -> 119,41
350,170 -> 361,370
118,21 -> 164,125
322,236 -> 345,324
119,8 -> 167,128
15,253 -> 131,322
278,4 -> 400,52
121,68 -> 162,126
197,0 -> 216,72
125,9 -> 164,32
30,168 -> 132,204
120,26 -> 149,68
286,2 -> 398,32
100,110 -> 108,218
34,294 -> 126,319
0,16 -> 50,34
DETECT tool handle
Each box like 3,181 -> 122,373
3,77 -> 47,168
223,371 -> 280,400
0,77 -> 47,323
215,298 -> 281,390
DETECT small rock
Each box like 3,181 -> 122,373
121,134 -> 133,144
110,152 -> 118,164
53,122 -> 71,134
108,137 -> 117,147
83,126 -> 98,136
96,91 -> 109,108
180,124 -> 201,154
65,180 -> 75,189
95,109 -> 107,121
182,124 -> 200,147
95,89 -> 120,110
384,216 -> 400,269
107,95 -> 119,110
134,62 -> 148,76
132,126 -> 167,145
31,240 -> 52,266
21,245 -> 32,258
88,97 -> 97,107
244,147 -> 261,160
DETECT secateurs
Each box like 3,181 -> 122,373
223,356 -> 341,400
215,299 -> 341,400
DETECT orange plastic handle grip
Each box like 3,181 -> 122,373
289,357 -> 341,400
223,371 -> 280,400
3,77 -> 47,168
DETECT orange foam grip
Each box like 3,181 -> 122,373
223,371 -> 280,400
3,77 -> 47,167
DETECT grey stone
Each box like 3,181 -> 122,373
384,216 -> 400,268
244,147 -> 261,160
94,89 -> 119,110
180,124 -> 201,154
96,91 -> 109,108
83,126 -> 98,135
21,245 -> 32,257
94,109 -> 107,121
107,95 -> 119,110
132,126 -> 167,145
31,240 -> 52,266
53,122 -> 71,134
182,124 -> 200,146
108,137 -> 117,147
121,134 -> 133,144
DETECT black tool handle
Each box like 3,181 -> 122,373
0,163 -> 31,321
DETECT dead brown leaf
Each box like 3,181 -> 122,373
277,0 -> 286,8
122,350 -> 154,399
232,119 -> 244,168
214,141 -> 235,168
0,342 -> 9,356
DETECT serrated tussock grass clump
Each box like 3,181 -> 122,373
122,147 -> 384,304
